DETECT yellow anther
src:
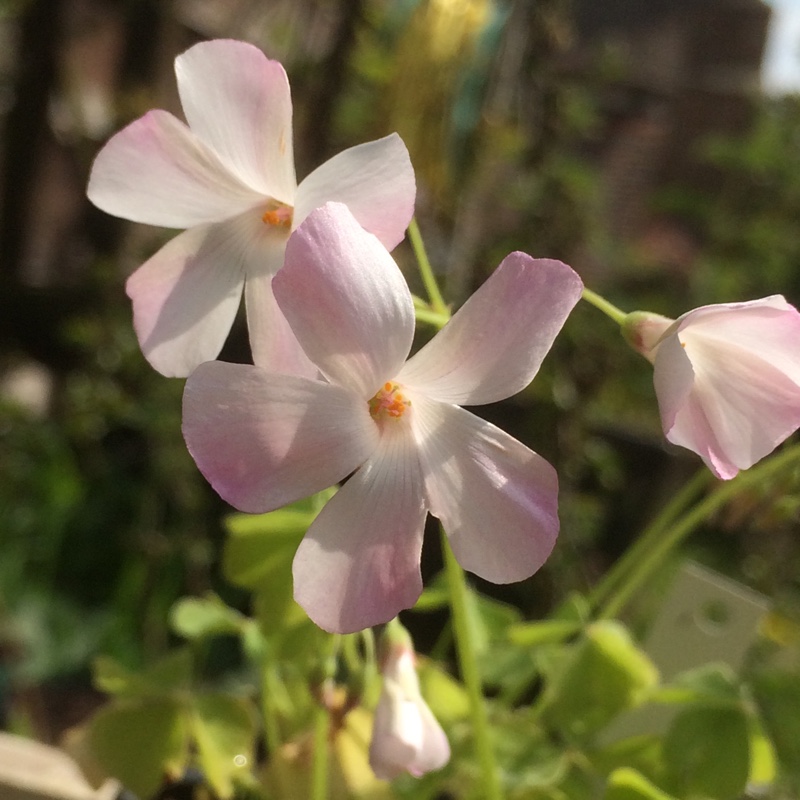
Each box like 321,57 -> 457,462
261,202 -> 293,229
369,381 -> 411,421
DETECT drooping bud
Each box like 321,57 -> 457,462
368,619 -> 450,781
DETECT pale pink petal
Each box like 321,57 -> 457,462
412,702 -> 451,777
369,685 -> 422,780
245,270 -> 318,378
175,40 -> 296,203
399,253 -> 582,405
294,133 -> 415,249
657,326 -> 800,479
88,110 -> 264,227
183,362 -> 379,512
126,224 -> 245,377
674,296 -> 800,384
411,396 -> 559,583
651,330 -> 696,435
292,424 -> 427,633
274,203 -> 415,397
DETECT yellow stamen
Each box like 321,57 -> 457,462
369,381 -> 411,420
261,203 -> 293,229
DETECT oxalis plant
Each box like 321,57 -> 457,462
72,39 -> 800,800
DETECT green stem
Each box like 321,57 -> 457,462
581,287 -> 628,326
599,444 -> 800,619
409,218 -> 449,317
310,635 -> 339,800
413,298 -> 451,330
587,469 -> 712,612
442,531 -> 504,800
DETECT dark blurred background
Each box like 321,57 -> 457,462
2,0 -> 800,744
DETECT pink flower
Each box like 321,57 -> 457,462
182,202 -> 583,633
369,623 -> 449,781
624,296 -> 800,479
88,39 -> 414,377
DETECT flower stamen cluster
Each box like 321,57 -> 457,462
261,202 -> 293,228
368,382 -> 411,420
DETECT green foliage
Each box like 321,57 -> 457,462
543,622 -> 659,741
603,768 -> 677,800
84,650 -> 257,799
662,706 -> 750,799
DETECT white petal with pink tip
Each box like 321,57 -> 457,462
88,110 -> 263,228
295,134 -> 415,250
411,396 -> 559,583
126,224 -> 246,377
400,254 -> 582,406
292,424 -> 427,633
175,39 -> 296,202
183,363 -> 379,513
275,203 -> 415,397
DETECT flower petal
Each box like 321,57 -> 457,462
275,203 -> 415,396
411,701 -> 451,777
292,424 -> 427,633
88,110 -> 264,228
658,323 -> 800,479
369,685 -> 422,781
245,269 -> 318,378
126,224 -> 245,377
674,296 -> 800,384
294,133 -> 416,249
175,39 -> 297,202
399,253 -> 582,405
412,397 -> 559,583
183,362 -> 379,512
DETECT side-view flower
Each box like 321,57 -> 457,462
369,620 -> 450,781
182,202 -> 583,633
624,296 -> 800,479
87,39 -> 414,378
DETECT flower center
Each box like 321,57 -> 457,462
261,201 -> 293,229
369,382 -> 411,420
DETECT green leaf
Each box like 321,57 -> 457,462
650,662 -> 740,707
142,648 -> 194,694
223,488 -> 336,589
417,658 -> 470,724
603,768 -> 677,800
88,697 -> 188,799
751,669 -> 800,777
544,621 -> 659,740
190,692 -> 257,800
663,706 -> 750,799
507,619 -> 582,647
92,649 -> 192,698
170,593 -> 245,641
92,655 -> 138,696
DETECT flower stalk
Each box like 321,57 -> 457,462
442,530 -> 504,800
581,287 -> 628,326
598,443 -> 800,620
408,218 -> 449,317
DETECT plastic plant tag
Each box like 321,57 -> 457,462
601,561 -> 768,743
644,561 -> 768,681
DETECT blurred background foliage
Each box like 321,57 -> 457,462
1,0 -> 800,796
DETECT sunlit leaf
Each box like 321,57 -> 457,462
650,662 -> 740,706
170,593 -> 245,640
190,692 -> 257,800
417,658 -> 470,724
662,706 -> 749,799
88,697 -> 188,799
751,669 -> 800,778
544,621 -> 659,740
603,768 -> 677,800
92,649 -> 192,698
